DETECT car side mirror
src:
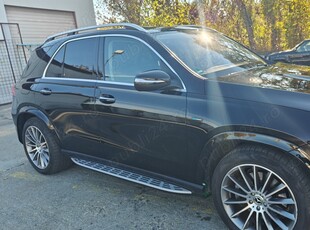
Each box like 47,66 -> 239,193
134,70 -> 171,91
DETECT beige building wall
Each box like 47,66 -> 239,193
0,0 -> 96,27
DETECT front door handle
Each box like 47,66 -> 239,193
40,88 -> 52,95
99,95 -> 115,104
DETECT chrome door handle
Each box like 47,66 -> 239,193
40,88 -> 52,95
99,95 -> 115,104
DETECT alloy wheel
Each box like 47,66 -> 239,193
221,164 -> 297,230
25,126 -> 50,169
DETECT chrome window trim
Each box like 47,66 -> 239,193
42,34 -> 187,91
39,77 -> 186,92
39,77 -> 134,86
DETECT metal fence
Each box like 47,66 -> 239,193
0,23 -> 28,105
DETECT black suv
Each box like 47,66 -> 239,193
12,23 -> 310,229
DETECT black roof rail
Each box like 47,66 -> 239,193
175,25 -> 218,32
44,23 -> 147,43
147,25 -> 217,33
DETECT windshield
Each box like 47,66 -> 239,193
154,29 -> 266,77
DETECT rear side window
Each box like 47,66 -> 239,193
22,46 -> 54,78
45,46 -> 65,77
45,37 -> 99,80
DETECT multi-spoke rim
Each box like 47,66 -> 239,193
221,164 -> 297,230
25,126 -> 50,169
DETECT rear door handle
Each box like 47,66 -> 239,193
40,88 -> 52,95
99,95 -> 115,104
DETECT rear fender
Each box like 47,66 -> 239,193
16,106 -> 56,143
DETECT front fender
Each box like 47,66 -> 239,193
197,130 -> 310,188
210,131 -> 310,163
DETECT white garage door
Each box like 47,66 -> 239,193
5,5 -> 77,44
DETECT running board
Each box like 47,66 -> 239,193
71,158 -> 192,194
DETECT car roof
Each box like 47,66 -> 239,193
42,23 -> 216,47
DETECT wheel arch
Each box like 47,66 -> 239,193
17,106 -> 56,143
196,127 -> 310,191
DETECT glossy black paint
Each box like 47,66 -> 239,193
33,77 -> 98,155
93,82 -> 191,180
134,70 -> 171,91
267,39 -> 310,66
12,27 -> 310,190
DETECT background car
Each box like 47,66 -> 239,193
266,39 -> 310,66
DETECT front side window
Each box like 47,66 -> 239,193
103,37 -> 164,83
296,41 -> 310,52
46,38 -> 99,79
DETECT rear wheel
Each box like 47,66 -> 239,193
22,117 -> 72,174
212,145 -> 310,230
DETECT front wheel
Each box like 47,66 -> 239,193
212,145 -> 310,230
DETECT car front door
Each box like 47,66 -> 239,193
35,37 -> 100,155
92,36 -> 190,180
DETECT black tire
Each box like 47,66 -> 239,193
212,144 -> 310,230
22,117 -> 72,174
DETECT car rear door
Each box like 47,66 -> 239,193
35,37 -> 100,155
92,36 -> 190,180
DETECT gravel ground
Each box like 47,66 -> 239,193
0,104 -> 227,230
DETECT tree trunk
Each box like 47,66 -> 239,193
235,0 -> 255,49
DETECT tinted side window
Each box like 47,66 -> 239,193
45,46 -> 65,77
64,38 -> 99,79
46,38 -> 99,79
297,41 -> 310,52
103,37 -> 164,83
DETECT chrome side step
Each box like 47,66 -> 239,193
71,158 -> 192,194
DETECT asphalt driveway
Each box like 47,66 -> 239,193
0,103 -> 227,230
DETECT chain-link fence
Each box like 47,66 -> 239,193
0,23 -> 28,105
